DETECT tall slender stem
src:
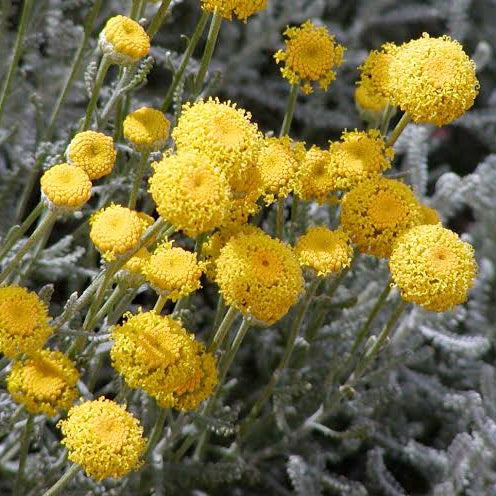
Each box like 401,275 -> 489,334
0,0 -> 35,127
42,463 -> 81,496
13,414 -> 33,496
128,152 -> 150,209
275,198 -> 285,240
194,11 -> 222,95
145,408 -> 168,458
279,83 -> 299,138
147,0 -> 172,38
207,306 -> 238,353
161,11 -> 209,112
386,112 -> 411,147
154,294 -> 168,314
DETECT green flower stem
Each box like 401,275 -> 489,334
147,0 -> 172,38
145,407 -> 168,458
161,11 -> 209,112
0,209 -> 57,285
0,0 -> 35,127
289,194 -> 300,243
0,201 -> 43,263
279,83 -> 299,137
90,283 -> 126,325
129,0 -> 141,19
194,11 -> 222,96
45,0 -> 102,139
211,294 -> 226,333
81,54 -> 112,131
13,413 -> 33,496
41,463 -> 81,496
275,198 -> 285,240
128,152 -> 150,209
207,305 -> 238,353
240,279 -> 321,438
386,112 -> 411,147
379,101 -> 394,136
154,294 -> 168,314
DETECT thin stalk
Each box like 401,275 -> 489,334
80,54 -> 111,131
147,0 -> 172,38
275,198 -> 285,240
207,306 -> 238,353
289,194 -> 300,243
211,294 -> 226,333
0,209 -> 57,284
128,152 -> 150,209
279,83 -> 299,137
379,101 -> 393,136
0,0 -> 35,127
90,283 -> 126,325
41,463 -> 81,496
145,408 -> 168,458
15,154 -> 46,224
161,11 -> 209,112
386,112 -> 411,147
154,294 -> 168,314
172,296 -> 189,316
194,11 -> 222,96
129,0 -> 141,19
13,413 -> 33,496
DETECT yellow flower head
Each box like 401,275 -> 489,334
274,20 -> 345,94
294,226 -> 353,277
123,107 -> 171,152
99,15 -> 150,65
0,286 -> 53,358
328,129 -> 394,190
215,227 -> 303,325
90,204 -> 149,261
143,241 -> 204,301
7,350 -> 79,417
40,163 -> 92,211
389,224 -> 477,311
419,203 -> 442,225
58,397 -> 146,480
294,145 -> 334,204
172,98 -> 263,192
111,312 -> 217,410
66,131 -> 116,180
149,150 -> 230,237
340,177 -> 422,258
200,0 -> 268,21
259,136 -> 305,204
117,247 -> 151,288
387,33 -> 479,126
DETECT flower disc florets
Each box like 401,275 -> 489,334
7,350 -> 79,417
66,131 -> 116,180
0,286 -> 53,358
123,107 -> 171,152
99,15 -> 150,65
389,224 -> 477,311
200,0 -> 268,21
274,20 -> 345,94
58,398 -> 146,480
215,228 -> 303,325
340,177 -> 422,258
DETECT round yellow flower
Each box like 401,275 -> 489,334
143,241 -> 204,301
149,150 -> 230,237
215,228 -> 303,325
111,312 -> 217,410
172,98 -> 263,193
99,15 -> 150,65
89,204 -> 149,261
258,136 -> 305,204
40,163 -> 91,211
389,224 -> 477,311
328,129 -> 394,190
66,131 -> 116,180
274,20 -> 345,94
58,397 -> 146,480
340,177 -> 422,258
200,0 -> 268,21
0,286 -> 53,358
294,226 -> 353,277
419,203 -> 441,225
7,350 -> 79,417
387,33 -> 479,126
123,107 -> 171,152
294,146 -> 334,204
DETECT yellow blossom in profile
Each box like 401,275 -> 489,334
340,177 -> 422,258
295,226 -> 353,277
389,224 -> 477,311
328,130 -> 394,190
0,286 -> 53,358
200,0 -> 267,21
274,20 -> 345,94
111,312 -> 217,410
215,228 -> 303,325
40,163 -> 91,211
149,150 -> 230,237
259,136 -> 305,204
387,33 -> 479,126
294,146 -> 335,204
99,15 -> 150,65
419,203 -> 442,225
58,397 -> 146,480
123,107 -> 171,152
66,131 -> 116,180
143,241 -> 204,301
90,204 -> 148,261
7,350 -> 79,417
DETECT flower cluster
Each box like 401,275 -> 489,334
200,0 -> 268,22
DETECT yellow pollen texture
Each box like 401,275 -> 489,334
123,107 -> 171,151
